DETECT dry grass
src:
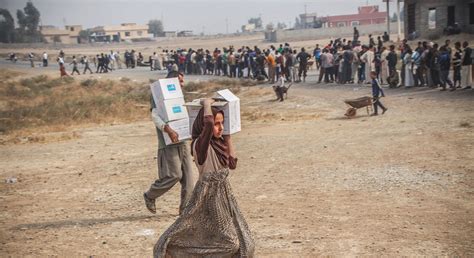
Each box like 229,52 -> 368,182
0,70 -> 249,144
0,70 -> 151,144
183,78 -> 245,101
0,69 -> 24,81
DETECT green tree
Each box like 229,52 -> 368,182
16,2 -> 41,42
78,29 -> 90,43
0,9 -> 15,43
248,17 -> 263,29
148,19 -> 164,37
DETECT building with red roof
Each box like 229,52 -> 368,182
320,5 -> 387,28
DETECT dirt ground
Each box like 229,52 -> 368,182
1,69 -> 474,256
1,33 -> 474,256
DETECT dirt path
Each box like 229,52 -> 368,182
1,75 -> 474,256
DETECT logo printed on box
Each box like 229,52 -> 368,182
172,106 -> 182,114
167,84 -> 176,91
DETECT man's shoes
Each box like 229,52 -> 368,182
143,193 -> 156,214
462,86 -> 472,90
370,113 -> 378,116
382,108 -> 388,115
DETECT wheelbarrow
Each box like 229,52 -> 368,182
344,96 -> 373,118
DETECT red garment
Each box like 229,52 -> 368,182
59,63 -> 68,77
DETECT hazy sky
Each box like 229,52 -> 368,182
1,0 -> 401,34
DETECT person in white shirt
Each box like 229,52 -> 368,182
273,74 -> 286,102
42,52 -> 48,67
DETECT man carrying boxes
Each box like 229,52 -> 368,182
143,73 -> 197,215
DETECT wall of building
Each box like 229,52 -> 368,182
43,35 -> 74,44
404,0 -> 474,39
327,18 -> 386,28
267,22 -> 402,42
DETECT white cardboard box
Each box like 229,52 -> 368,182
216,89 -> 241,135
163,118 -> 191,145
150,77 -> 184,101
157,97 -> 189,122
184,89 -> 241,135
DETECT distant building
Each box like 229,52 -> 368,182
404,0 -> 474,39
299,13 -> 320,29
90,23 -> 149,42
40,25 -> 83,44
162,31 -> 177,37
241,23 -> 256,33
177,30 -> 193,37
320,5 -> 387,28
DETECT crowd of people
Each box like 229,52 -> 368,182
9,27 -> 473,92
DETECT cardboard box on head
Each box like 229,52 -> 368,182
214,89 -> 241,135
163,118 -> 191,145
184,89 -> 241,135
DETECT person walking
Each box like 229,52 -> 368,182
403,47 -> 415,88
361,45 -> 375,84
461,41 -> 472,89
144,72 -> 198,215
82,56 -> 93,74
296,48 -> 311,82
153,98 -> 255,258
439,46 -> 454,91
452,41 -> 462,89
370,71 -> 387,116
42,52 -> 48,67
70,56 -> 81,75
386,45 -> 398,88
28,52 -> 35,68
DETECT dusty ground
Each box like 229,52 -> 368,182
1,58 -> 474,256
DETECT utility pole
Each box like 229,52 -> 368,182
225,18 -> 229,34
304,4 -> 307,29
396,0 -> 401,42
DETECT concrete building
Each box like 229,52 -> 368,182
404,0 -> 474,39
241,23 -> 256,33
177,30 -> 193,37
321,5 -> 387,28
90,23 -> 149,42
162,31 -> 177,37
299,13 -> 320,29
40,25 -> 82,44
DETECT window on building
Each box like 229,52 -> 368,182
447,6 -> 455,26
428,8 -> 436,29
125,32 -> 130,37
337,22 -> 345,27
70,27 -> 74,31
470,3 -> 474,24
138,31 -> 143,36
351,21 -> 360,27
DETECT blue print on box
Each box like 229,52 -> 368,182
167,84 -> 176,91
172,106 -> 182,114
